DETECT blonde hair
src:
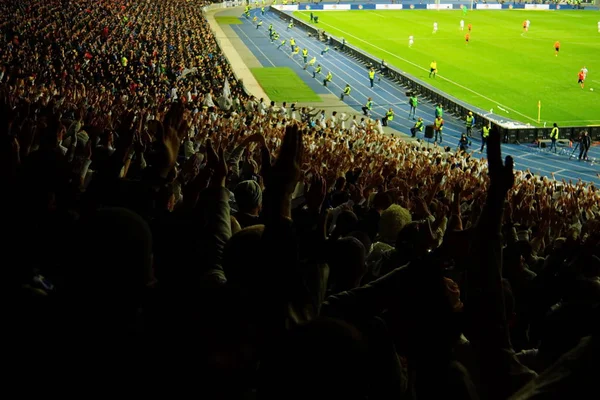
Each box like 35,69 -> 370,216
378,205 -> 412,244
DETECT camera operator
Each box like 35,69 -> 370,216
579,130 -> 591,161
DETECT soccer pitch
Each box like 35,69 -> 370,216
294,10 -> 600,126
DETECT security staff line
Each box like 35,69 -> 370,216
258,10 -> 462,129
257,13 -> 450,135
257,10 -> 470,138
255,13 -> 418,133
239,11 -> 599,185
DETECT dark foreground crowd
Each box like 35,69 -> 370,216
2,0 -> 598,398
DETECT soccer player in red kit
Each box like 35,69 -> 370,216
578,70 -> 585,89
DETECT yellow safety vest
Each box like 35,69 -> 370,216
551,127 -> 559,139
369,70 -> 375,79
482,126 -> 490,138
302,49 -> 308,56
387,110 -> 394,120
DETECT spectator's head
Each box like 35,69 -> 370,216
67,208 -> 154,330
258,318 -> 369,400
378,204 -> 412,244
327,237 -> 367,292
223,225 -> 265,288
234,180 -> 262,216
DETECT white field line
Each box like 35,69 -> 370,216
298,12 -> 545,124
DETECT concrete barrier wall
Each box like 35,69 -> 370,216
205,6 -> 270,102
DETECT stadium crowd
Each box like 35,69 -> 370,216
3,0 -> 598,398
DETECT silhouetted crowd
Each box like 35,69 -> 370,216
2,0 -> 598,398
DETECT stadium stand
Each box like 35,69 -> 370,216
2,0 -> 598,397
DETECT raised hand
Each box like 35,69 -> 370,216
486,125 -> 514,196
205,138 -> 228,188
305,173 -> 327,213
267,123 -> 303,195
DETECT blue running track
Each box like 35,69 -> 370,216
232,9 -> 600,185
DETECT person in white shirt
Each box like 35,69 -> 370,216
408,35 -> 414,48
598,21 -> 600,33
432,22 -> 438,34
526,20 -> 531,30
258,98 -> 267,115
460,20 -> 464,31
279,102 -> 287,117
581,66 -> 588,80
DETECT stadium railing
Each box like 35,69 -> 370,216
270,6 -> 600,143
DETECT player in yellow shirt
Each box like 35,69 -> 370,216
429,61 -> 437,78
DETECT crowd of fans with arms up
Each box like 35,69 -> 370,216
2,0 -> 598,398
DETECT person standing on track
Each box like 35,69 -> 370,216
434,115 -> 444,143
579,131 -> 591,161
362,97 -> 373,116
340,84 -> 351,100
435,103 -> 443,120
429,60 -> 437,78
549,123 -> 559,153
302,48 -> 308,63
554,40 -> 560,57
480,122 -> 490,152
368,67 -> 375,88
409,93 -> 418,119
465,111 -> 475,138
290,37 -> 296,52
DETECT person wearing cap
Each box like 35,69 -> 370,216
233,180 -> 263,228
465,111 -> 475,138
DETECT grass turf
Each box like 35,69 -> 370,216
215,16 -> 243,25
251,67 -> 322,102
294,10 -> 600,126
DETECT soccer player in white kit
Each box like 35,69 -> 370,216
526,20 -> 531,31
409,35 -> 414,48
598,21 -> 600,32
581,66 -> 588,80
460,20 -> 464,31
433,22 -> 438,34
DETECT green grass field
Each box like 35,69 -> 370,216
215,16 -> 242,24
294,10 -> 600,126
251,67 -> 322,102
